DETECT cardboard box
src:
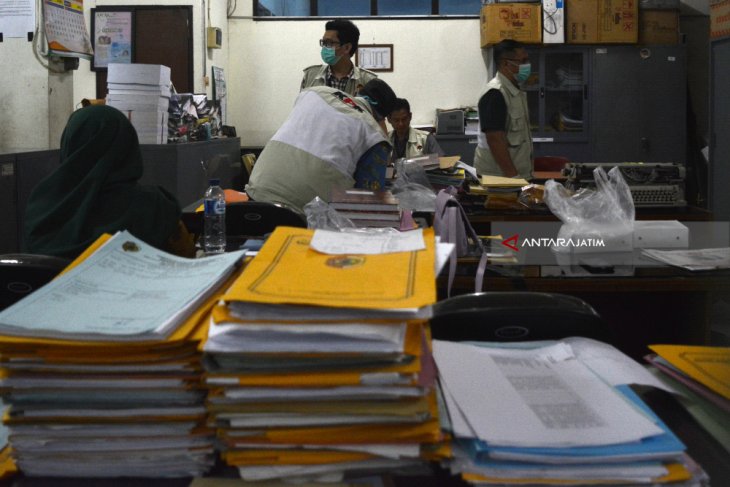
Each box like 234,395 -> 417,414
480,3 -> 543,48
639,9 -> 679,44
639,0 -> 679,9
710,0 -> 730,39
566,0 -> 639,44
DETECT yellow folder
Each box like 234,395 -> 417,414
222,227 -> 436,310
219,419 -> 442,446
223,449 -> 374,466
461,461 -> 691,484
649,344 -> 730,400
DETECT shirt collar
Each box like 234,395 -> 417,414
326,64 -> 355,81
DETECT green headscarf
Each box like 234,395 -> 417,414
23,105 -> 181,259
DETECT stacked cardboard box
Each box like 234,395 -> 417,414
480,3 -> 543,48
711,0 -> 730,39
566,0 -> 639,44
639,9 -> 680,44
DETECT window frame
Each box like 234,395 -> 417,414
252,0 -> 480,19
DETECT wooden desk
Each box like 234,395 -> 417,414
440,261 -> 730,361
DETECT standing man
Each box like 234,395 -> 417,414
388,98 -> 444,161
246,79 -> 397,213
474,39 -> 533,179
301,19 -> 378,96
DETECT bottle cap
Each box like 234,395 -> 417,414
209,178 -> 221,186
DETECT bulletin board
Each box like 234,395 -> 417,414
91,8 -> 133,70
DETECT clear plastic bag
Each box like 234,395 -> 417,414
544,166 -> 635,253
303,196 -> 399,235
390,158 -> 437,212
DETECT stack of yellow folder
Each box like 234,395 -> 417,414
203,226 -> 448,482
646,344 -> 730,454
0,231 -> 245,478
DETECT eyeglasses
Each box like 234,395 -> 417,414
503,58 -> 530,65
319,39 -> 341,48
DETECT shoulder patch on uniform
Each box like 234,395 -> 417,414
332,91 -> 364,112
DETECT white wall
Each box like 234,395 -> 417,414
0,35 -> 52,151
228,4 -> 490,147
0,0 -> 229,152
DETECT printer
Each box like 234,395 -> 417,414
436,109 -> 465,135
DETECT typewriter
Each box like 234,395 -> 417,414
562,162 -> 687,207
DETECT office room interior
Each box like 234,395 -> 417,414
0,0 -> 714,161
2,1 -> 729,323
2,2 -> 730,484
0,2 -> 726,253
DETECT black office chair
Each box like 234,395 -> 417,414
430,292 -> 614,343
226,201 -> 307,238
0,254 -> 71,311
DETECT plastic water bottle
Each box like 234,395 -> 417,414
203,178 -> 226,254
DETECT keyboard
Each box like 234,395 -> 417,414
629,184 -> 686,207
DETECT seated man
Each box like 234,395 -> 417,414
387,98 -> 444,161
245,79 -> 397,213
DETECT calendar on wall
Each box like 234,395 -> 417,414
43,0 -> 93,58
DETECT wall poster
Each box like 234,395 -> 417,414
91,9 -> 132,70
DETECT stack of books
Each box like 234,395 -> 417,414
106,63 -> 172,144
479,175 -> 530,210
329,188 -> 402,228
202,226 -> 446,482
645,344 -> 730,453
434,339 -> 701,485
0,231 -> 244,477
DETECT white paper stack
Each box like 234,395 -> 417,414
0,231 -> 246,478
433,339 -> 699,485
106,63 -> 172,144
202,227 -> 446,483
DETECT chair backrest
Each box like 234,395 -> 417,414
534,156 -> 570,172
226,201 -> 307,238
430,292 -> 613,343
242,153 -> 257,176
0,254 -> 71,311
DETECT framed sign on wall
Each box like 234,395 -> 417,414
91,8 -> 133,70
356,44 -> 393,72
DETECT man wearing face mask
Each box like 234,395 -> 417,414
473,39 -> 534,179
300,19 -> 378,96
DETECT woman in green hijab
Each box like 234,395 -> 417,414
24,105 -> 190,259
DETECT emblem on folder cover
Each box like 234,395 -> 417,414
326,256 -> 365,269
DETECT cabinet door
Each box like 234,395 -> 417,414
526,46 -> 590,160
542,48 -> 588,142
710,38 -> 730,220
591,46 -> 686,163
